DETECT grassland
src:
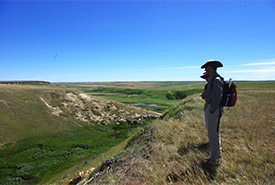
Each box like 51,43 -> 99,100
0,84 -> 157,184
1,81 -> 274,184
0,85 -> 82,145
85,82 -> 275,184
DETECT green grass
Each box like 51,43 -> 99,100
0,86 -> 82,144
236,81 -> 275,89
0,122 -> 148,184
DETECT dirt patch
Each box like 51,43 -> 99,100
66,92 -> 78,102
67,167 -> 95,185
0,143 -> 4,148
79,93 -> 92,101
40,90 -> 160,125
0,99 -> 8,106
40,97 -> 63,116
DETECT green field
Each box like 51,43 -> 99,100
62,81 -> 275,113
62,81 -> 206,113
0,122 -> 148,184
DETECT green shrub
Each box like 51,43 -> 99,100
174,91 -> 187,99
166,92 -> 175,100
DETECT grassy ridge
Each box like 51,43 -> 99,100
0,86 -> 82,144
90,89 -> 275,184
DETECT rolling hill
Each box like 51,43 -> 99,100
0,84 -> 160,184
0,84 -> 159,146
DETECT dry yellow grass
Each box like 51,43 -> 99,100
88,89 -> 275,184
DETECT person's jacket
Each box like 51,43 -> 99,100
204,72 -> 223,113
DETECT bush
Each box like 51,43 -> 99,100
166,93 -> 175,100
174,91 -> 187,99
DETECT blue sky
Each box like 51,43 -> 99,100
1,0 -> 275,82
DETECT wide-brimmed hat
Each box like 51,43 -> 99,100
200,72 -> 209,79
201,60 -> 223,69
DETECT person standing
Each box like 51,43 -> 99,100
200,72 -> 210,113
200,72 -> 210,100
201,60 -> 224,165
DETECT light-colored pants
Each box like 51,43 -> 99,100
205,105 -> 223,160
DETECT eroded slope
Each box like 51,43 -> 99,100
0,85 -> 159,145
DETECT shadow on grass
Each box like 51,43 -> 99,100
166,160 -> 218,183
166,142 -> 218,183
200,160 -> 218,181
177,142 -> 209,156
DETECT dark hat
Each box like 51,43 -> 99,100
201,60 -> 223,69
200,72 -> 209,79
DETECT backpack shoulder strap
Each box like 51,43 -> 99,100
210,75 -> 223,89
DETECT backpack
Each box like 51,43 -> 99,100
221,79 -> 237,107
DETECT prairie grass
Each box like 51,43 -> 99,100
90,89 -> 275,184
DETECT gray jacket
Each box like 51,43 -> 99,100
204,72 -> 223,113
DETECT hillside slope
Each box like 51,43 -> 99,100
87,90 -> 275,184
0,85 -> 159,145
